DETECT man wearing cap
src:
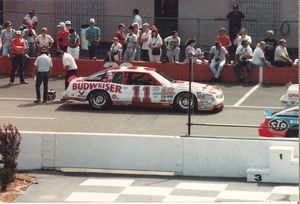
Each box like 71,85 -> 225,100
226,4 -> 245,42
65,21 -> 72,31
108,37 -> 122,62
264,30 -> 277,64
9,30 -> 28,85
140,23 -> 151,61
33,48 -> 52,104
57,22 -> 69,52
22,23 -> 37,56
85,18 -> 101,60
208,41 -> 228,82
22,9 -> 38,30
57,50 -> 78,89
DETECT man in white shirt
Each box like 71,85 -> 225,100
234,39 -> 253,82
34,48 -> 52,103
273,39 -> 293,67
132,9 -> 142,30
251,41 -> 270,67
208,42 -> 228,82
234,28 -> 252,47
164,31 -> 181,63
140,23 -> 151,61
57,50 -> 78,89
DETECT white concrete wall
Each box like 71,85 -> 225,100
183,137 -> 298,177
54,133 -> 183,172
17,131 -> 299,183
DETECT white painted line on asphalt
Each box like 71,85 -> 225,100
225,105 -> 283,110
0,97 -> 61,102
233,83 -> 261,107
0,116 -> 55,120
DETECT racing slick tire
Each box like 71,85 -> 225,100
285,126 -> 299,138
175,92 -> 197,112
88,90 -> 111,110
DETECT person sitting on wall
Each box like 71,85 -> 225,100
107,37 -> 122,63
248,41 -> 271,83
183,38 -> 203,64
273,39 -> 293,67
233,39 -> 253,82
208,41 -> 228,82
263,30 -> 277,65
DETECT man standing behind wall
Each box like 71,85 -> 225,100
33,48 -> 52,104
9,30 -> 28,85
164,31 -> 181,63
85,18 -> 101,60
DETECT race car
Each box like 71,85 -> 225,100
62,66 -> 224,112
258,106 -> 299,138
280,83 -> 299,106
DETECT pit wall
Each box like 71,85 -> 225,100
17,131 -> 299,184
0,57 -> 298,84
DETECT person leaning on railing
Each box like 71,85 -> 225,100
273,39 -> 293,67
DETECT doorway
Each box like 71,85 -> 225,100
154,0 -> 178,39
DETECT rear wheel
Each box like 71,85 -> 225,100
175,92 -> 197,112
88,91 -> 111,110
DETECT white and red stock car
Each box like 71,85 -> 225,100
62,66 -> 224,112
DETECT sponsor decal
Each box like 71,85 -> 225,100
268,119 -> 289,132
288,93 -> 299,98
72,82 -> 122,93
78,91 -> 85,97
112,94 -> 118,100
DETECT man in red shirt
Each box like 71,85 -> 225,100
9,30 -> 28,85
216,27 -> 232,52
57,22 -> 69,52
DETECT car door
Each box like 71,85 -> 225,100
122,71 -> 162,107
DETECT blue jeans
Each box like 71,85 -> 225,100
209,59 -> 226,78
234,60 -> 252,81
10,54 -> 25,83
134,45 -> 141,61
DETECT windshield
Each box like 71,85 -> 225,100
155,70 -> 175,82
86,68 -> 111,81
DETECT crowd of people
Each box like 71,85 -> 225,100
0,6 -> 298,103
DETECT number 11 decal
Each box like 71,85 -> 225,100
132,86 -> 151,103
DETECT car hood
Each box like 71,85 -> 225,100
172,80 -> 222,94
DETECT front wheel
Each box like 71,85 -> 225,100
88,91 -> 111,110
175,92 -> 197,112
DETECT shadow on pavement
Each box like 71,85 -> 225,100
55,103 -> 218,116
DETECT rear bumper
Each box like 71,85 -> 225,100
258,125 -> 286,137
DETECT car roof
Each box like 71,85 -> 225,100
274,106 -> 298,117
107,66 -> 157,73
